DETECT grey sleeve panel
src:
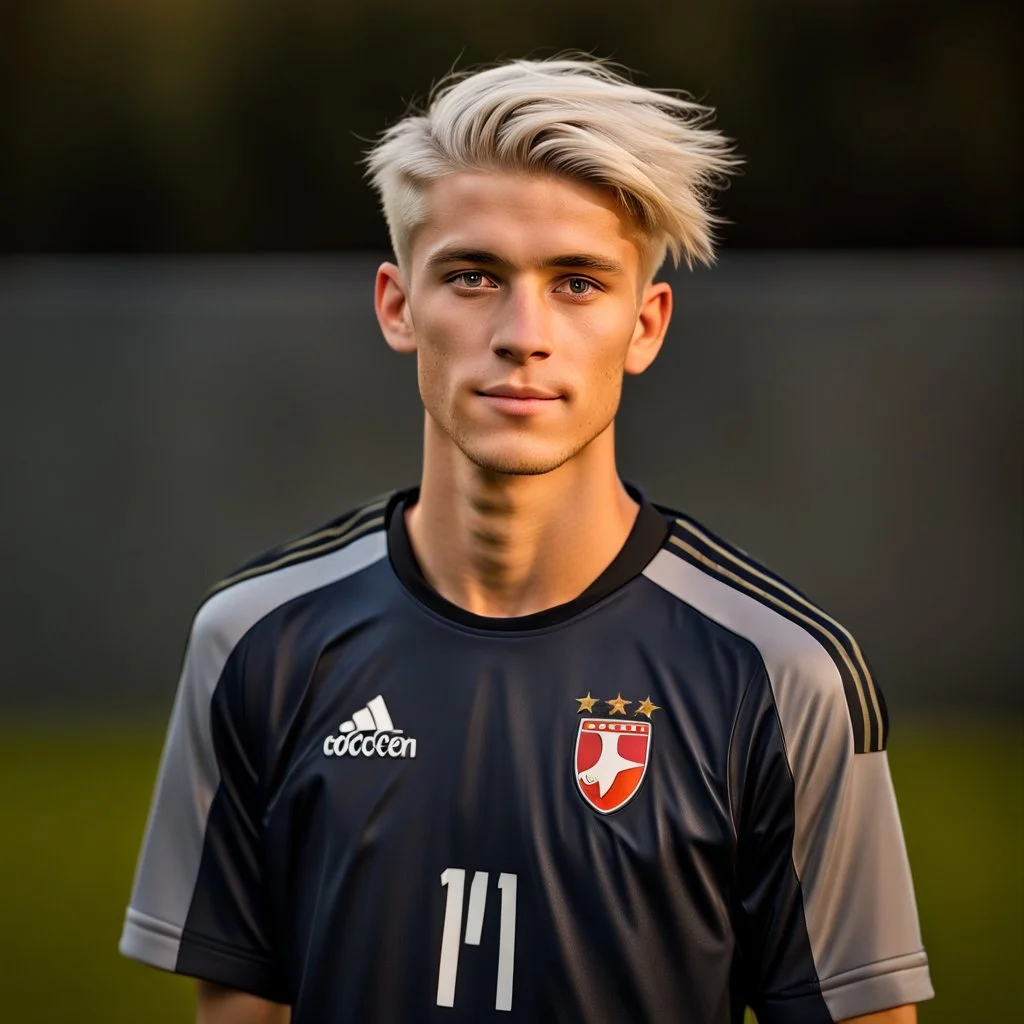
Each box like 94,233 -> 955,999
643,550 -> 933,1017
118,530 -> 388,971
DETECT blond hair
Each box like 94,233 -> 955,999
363,56 -> 740,278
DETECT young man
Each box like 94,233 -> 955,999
120,58 -> 933,1023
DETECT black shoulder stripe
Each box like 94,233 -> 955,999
665,518 -> 888,753
206,493 -> 392,599
674,516 -> 850,653
658,506 -> 817,604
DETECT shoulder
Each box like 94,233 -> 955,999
188,492 -> 393,662
643,502 -> 887,753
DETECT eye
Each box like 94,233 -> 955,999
449,271 -> 495,289
556,277 -> 598,297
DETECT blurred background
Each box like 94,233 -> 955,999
0,2 -> 1020,1022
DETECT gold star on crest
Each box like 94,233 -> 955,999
606,693 -> 630,716
635,696 -> 661,719
575,692 -> 599,714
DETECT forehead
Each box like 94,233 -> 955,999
410,171 -> 644,272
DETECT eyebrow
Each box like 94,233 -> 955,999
424,246 -> 625,276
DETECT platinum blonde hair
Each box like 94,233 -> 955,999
363,56 -> 741,278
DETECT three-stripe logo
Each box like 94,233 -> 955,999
322,695 -> 417,759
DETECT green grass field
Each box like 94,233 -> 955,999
1,716 -> 1020,1023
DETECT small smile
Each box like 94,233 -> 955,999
476,385 -> 564,416
478,385 -> 563,400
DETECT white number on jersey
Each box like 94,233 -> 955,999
436,867 -> 518,1012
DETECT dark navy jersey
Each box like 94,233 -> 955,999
120,488 -> 932,1023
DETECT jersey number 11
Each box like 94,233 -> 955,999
436,867 -> 518,1012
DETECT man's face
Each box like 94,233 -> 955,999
377,171 -> 670,476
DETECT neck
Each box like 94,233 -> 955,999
405,417 -> 639,618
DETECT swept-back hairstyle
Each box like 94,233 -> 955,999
363,56 -> 740,278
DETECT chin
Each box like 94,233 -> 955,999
458,438 -> 579,477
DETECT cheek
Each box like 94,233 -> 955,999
416,345 -> 449,411
574,318 -> 633,386
416,296 -> 474,364
568,324 -> 632,425
415,319 -> 473,415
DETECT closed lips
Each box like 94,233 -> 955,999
478,386 -> 562,399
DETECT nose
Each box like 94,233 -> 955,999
490,281 -> 552,364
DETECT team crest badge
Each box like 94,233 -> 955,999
574,692 -> 658,814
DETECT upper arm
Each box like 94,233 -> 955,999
119,596 -> 287,1001
196,981 -> 291,1024
840,1006 -> 917,1024
734,644 -> 933,1022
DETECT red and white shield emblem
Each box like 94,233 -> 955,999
575,719 -> 651,814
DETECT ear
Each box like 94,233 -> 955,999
624,281 -> 672,375
374,262 -> 417,354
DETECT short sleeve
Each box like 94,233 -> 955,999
733,664 -> 934,1023
118,598 -> 286,1002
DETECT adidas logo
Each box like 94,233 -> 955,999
322,695 -> 417,759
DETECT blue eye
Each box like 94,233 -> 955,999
558,277 -> 597,296
451,271 -> 491,288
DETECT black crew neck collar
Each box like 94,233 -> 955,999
385,483 -> 670,632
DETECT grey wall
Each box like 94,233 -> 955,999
1,254 -> 1020,715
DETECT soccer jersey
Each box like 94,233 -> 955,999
120,487 -> 933,1023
